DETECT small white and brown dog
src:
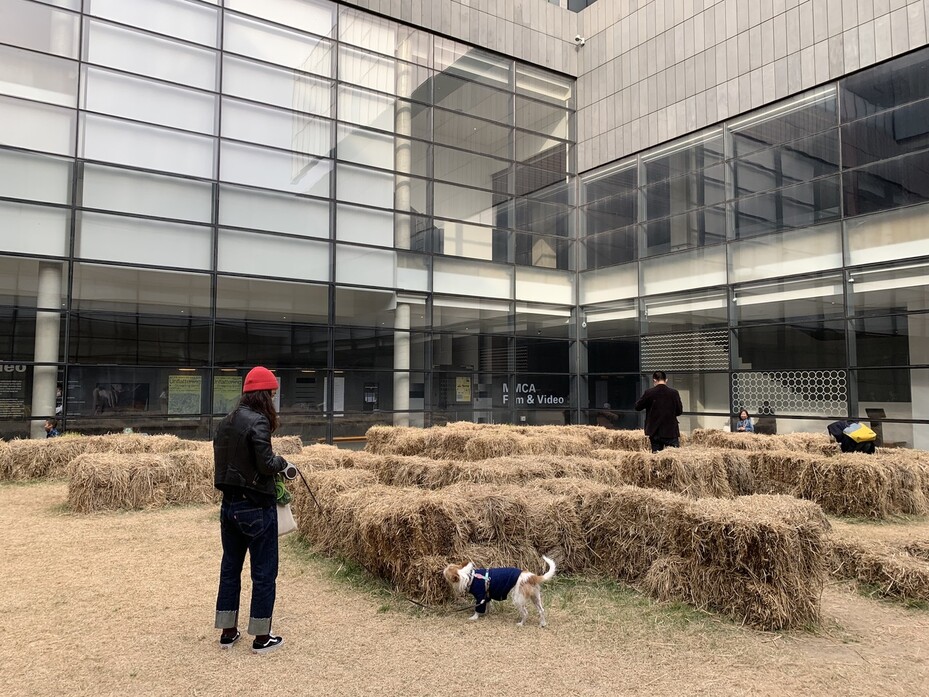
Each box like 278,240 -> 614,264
442,555 -> 556,626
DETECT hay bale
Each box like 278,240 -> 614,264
830,538 -> 929,602
796,455 -> 892,519
2,435 -> 93,481
603,430 -> 651,451
67,449 -> 215,512
272,435 -> 303,455
746,450 -> 817,495
687,429 -> 835,455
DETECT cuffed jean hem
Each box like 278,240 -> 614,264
248,617 -> 272,636
215,610 -> 238,630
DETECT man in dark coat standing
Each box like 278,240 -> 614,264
634,371 -> 683,452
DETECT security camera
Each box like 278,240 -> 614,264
574,35 -> 586,46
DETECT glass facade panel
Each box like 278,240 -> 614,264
69,313 -> 211,365
848,262 -> 929,316
434,109 -> 510,158
843,149 -> 929,217
0,44 -> 78,107
514,266 -> 573,304
82,164 -> 213,223
222,55 -> 332,117
217,229 -> 329,281
86,0 -> 218,46
734,174 -> 841,238
216,276 -> 329,323
76,212 -> 212,269
335,245 -> 397,287
840,46 -> 929,122
222,98 -> 330,156
0,201 -> 70,256
582,301 -> 639,339
80,113 -> 214,178
433,297 -> 511,334
845,202 -> 929,266
734,321 -> 846,369
224,0 -> 335,38
0,149 -> 71,204
641,245 -> 727,296
218,185 -> 329,238
84,20 -> 217,90
219,141 -> 331,197
223,13 -> 332,76
336,124 -> 397,170
0,95 -> 76,155
337,204 -> 392,246
337,164 -> 395,208
0,256 -> 67,308
1,0 -> 80,58
214,321 -> 329,368
733,275 -> 844,324
72,263 -> 211,314
729,223 -> 842,283
433,258 -> 512,298
643,289 -> 728,332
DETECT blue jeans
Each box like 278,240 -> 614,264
215,499 -> 278,636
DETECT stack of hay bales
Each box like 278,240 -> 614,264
365,422 -> 650,459
0,433 -> 188,481
67,448 -> 215,512
688,428 -> 837,454
291,472 -> 829,630
62,434 -> 303,512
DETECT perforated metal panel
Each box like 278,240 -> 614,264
640,329 -> 729,372
731,370 -> 848,415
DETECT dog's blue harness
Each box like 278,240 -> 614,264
468,567 -> 522,614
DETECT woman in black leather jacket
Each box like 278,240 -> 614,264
213,366 -> 289,654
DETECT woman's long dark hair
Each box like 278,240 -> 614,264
237,390 -> 279,433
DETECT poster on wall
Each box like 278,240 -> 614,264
455,376 -> 472,402
0,364 -> 28,418
168,374 -> 202,415
213,375 -> 243,414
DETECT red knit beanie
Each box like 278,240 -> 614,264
243,366 -> 278,393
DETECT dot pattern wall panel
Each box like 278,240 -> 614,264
640,329 -> 729,372
731,370 -> 848,415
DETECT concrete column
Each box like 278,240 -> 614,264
30,261 -> 62,438
393,302 -> 411,426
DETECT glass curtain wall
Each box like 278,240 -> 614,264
580,46 -> 929,448
0,0 -> 575,440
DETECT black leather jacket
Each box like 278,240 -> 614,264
213,405 -> 287,499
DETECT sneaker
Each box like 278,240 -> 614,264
219,630 -> 240,650
252,635 -> 284,654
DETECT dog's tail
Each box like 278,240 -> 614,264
539,555 -> 556,582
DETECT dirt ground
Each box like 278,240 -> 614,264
3,482 -> 929,697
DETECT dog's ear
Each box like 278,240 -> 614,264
442,564 -> 461,584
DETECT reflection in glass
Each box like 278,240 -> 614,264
843,150 -> 929,217
643,289 -> 728,332
216,276 -> 329,323
733,175 -> 841,238
733,274 -> 844,324
734,321 -> 846,369
72,263 -> 211,314
848,262 -> 929,316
